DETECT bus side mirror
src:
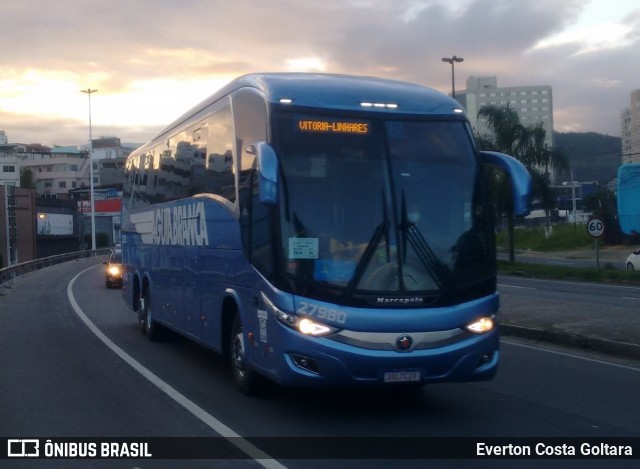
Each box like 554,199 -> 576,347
480,151 -> 532,217
248,142 -> 279,205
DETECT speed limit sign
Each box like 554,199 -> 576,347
587,217 -> 605,238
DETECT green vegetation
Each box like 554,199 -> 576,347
496,224 -> 640,285
496,223 -> 592,251
553,131 -> 622,185
83,232 -> 111,249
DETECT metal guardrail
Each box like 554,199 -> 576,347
0,249 -> 111,287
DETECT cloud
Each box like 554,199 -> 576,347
0,0 -> 637,145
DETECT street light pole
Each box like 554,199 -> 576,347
441,55 -> 464,98
81,88 -> 98,251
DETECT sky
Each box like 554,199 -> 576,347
1,0 -> 638,147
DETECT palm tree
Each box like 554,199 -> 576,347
477,104 -> 568,261
477,104 -> 528,155
477,105 -> 525,261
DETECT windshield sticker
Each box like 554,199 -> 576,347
289,237 -> 319,259
297,120 -> 369,134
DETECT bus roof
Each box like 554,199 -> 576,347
152,73 -> 466,143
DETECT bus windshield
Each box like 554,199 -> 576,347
273,112 -> 495,306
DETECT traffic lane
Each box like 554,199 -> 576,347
75,265 -> 640,441
0,259 -> 256,468
498,275 -> 640,301
497,253 -> 626,270
498,276 -> 640,347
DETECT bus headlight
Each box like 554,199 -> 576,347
465,316 -> 495,334
263,294 -> 338,337
298,318 -> 335,336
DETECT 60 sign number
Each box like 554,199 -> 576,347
587,218 -> 605,238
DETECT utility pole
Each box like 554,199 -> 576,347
81,88 -> 98,251
571,170 -> 577,225
441,56 -> 464,98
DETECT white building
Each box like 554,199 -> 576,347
19,146 -> 91,197
80,136 -> 135,187
621,90 -> 640,164
0,154 -> 20,187
456,76 -> 554,148
0,131 -> 20,187
1,134 -> 137,196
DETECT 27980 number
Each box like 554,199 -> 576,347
297,301 -> 348,324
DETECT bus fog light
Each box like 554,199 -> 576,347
465,317 -> 494,334
291,353 -> 319,374
476,352 -> 494,368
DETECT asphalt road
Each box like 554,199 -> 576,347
498,275 -> 640,356
1,258 -> 639,468
498,252 -> 626,270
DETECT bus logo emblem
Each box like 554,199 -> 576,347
396,334 -> 413,351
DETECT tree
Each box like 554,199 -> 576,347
477,104 -> 528,155
20,168 -> 35,189
477,105 -> 525,262
477,105 -> 568,261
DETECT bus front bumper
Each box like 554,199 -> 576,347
253,323 -> 500,387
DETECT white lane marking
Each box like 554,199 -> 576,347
502,339 -> 640,372
497,284 -> 536,290
501,275 -> 640,291
67,265 -> 286,469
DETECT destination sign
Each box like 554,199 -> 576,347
297,120 -> 369,134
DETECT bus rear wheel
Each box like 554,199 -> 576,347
229,314 -> 263,395
140,289 -> 161,341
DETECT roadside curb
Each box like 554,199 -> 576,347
501,324 -> 640,362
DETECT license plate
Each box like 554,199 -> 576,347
383,371 -> 420,383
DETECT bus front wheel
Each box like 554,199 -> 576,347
229,314 -> 263,395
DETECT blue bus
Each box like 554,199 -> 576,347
121,73 -> 531,394
617,163 -> 640,235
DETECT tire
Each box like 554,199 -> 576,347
627,263 -> 635,271
140,289 -> 161,341
229,314 -> 263,395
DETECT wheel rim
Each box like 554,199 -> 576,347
232,331 -> 247,378
143,294 -> 152,333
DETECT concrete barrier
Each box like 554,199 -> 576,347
0,249 -> 111,287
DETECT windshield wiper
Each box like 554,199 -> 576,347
343,192 -> 389,298
400,191 -> 456,293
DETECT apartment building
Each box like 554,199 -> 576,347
18,146 -> 91,197
80,136 -> 133,187
0,146 -> 20,187
0,185 -> 37,267
621,90 -> 640,164
456,76 -> 554,148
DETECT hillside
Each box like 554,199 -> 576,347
553,131 -> 622,185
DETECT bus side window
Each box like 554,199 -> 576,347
232,89 -> 270,273
188,123 -> 208,196
206,103 -> 236,203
